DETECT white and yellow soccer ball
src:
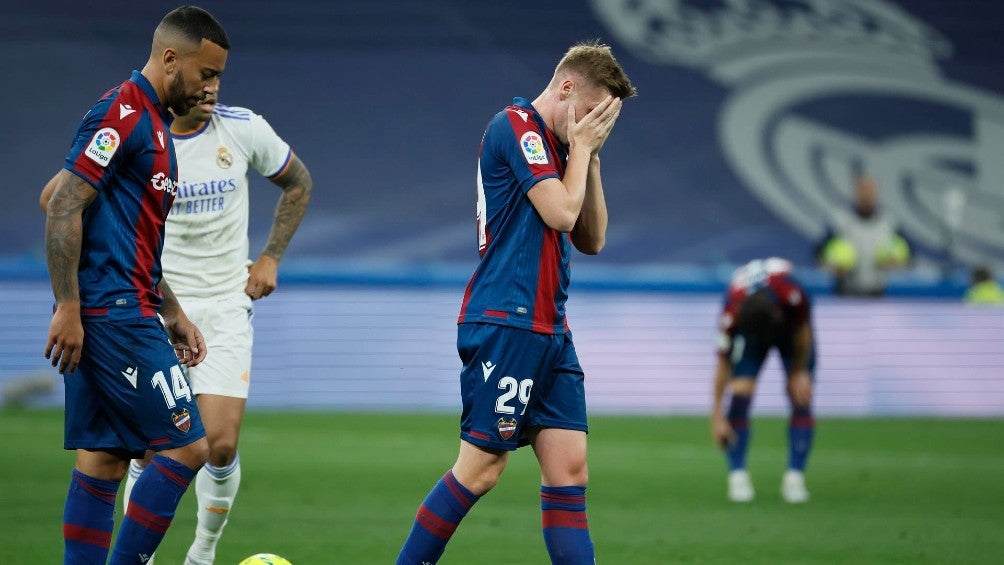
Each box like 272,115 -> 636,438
239,554 -> 292,565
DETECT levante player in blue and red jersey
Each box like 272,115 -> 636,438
43,7 -> 228,564
397,41 -> 636,565
711,258 -> 817,505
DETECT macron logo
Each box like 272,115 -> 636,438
121,367 -> 138,389
481,361 -> 497,382
119,103 -> 136,120
139,554 -> 151,563
508,107 -> 529,122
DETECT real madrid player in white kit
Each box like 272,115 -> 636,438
129,88 -> 312,564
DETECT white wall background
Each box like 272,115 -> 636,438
3,282 -> 1002,416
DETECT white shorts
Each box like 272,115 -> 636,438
181,293 -> 254,398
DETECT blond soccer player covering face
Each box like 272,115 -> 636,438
396,41 -> 635,564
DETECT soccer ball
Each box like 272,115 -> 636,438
238,554 -> 292,565
821,237 -> 857,271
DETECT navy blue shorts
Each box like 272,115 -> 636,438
64,317 -> 205,458
729,330 -> 817,380
458,323 -> 587,451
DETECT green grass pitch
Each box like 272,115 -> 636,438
1,409 -> 1002,564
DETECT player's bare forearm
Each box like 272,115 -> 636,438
261,154 -> 312,262
527,146 -> 592,232
157,278 -> 184,321
570,155 -> 608,254
45,172 -> 96,304
711,354 -> 736,446
156,278 -> 206,364
712,354 -> 732,417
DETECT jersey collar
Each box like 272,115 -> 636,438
512,97 -> 565,149
171,119 -> 211,139
129,70 -> 173,123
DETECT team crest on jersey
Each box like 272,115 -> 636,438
497,417 -> 517,440
519,131 -> 548,165
216,146 -> 233,169
172,408 -> 192,433
85,127 -> 120,167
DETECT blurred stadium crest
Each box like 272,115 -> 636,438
591,0 -> 1004,272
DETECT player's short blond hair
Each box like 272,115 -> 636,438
554,40 -> 637,99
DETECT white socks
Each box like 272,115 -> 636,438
185,453 -> 242,565
123,459 -> 144,508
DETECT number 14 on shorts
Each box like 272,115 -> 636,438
151,364 -> 193,408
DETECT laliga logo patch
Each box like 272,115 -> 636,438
497,417 -> 517,440
172,408 -> 192,433
520,131 -> 548,165
85,127 -> 120,167
216,146 -> 233,169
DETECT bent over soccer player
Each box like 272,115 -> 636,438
711,258 -> 817,504
42,6 -> 228,564
396,41 -> 635,564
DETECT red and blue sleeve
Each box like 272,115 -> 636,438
64,92 -> 140,192
494,109 -> 560,194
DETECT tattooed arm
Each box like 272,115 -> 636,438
245,153 -> 313,300
44,170 -> 97,374
39,172 -> 60,213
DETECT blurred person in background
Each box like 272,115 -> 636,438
964,265 -> 1004,305
711,258 -> 816,504
816,174 -> 911,296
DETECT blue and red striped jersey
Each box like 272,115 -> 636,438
459,97 -> 571,335
719,258 -> 811,340
63,70 -> 178,319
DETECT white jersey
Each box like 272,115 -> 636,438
162,104 -> 291,299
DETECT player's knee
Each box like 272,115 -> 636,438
108,462 -> 129,482
76,451 -> 130,481
468,465 -> 505,495
730,377 -> 757,396
544,458 -> 589,487
455,458 -> 507,495
176,439 -> 211,469
791,395 -> 813,410
566,464 -> 588,486
208,439 -> 238,467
